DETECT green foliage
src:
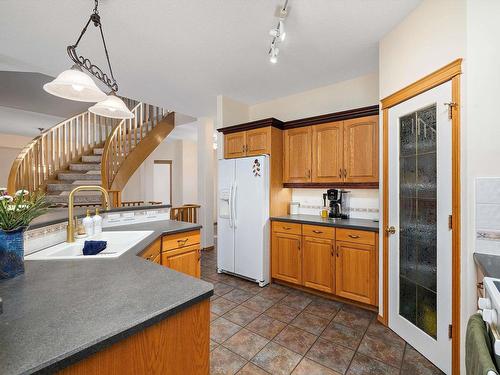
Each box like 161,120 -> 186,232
0,190 -> 50,232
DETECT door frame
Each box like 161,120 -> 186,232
153,160 -> 173,205
380,58 -> 462,374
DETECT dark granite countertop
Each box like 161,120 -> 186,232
270,214 -> 380,232
0,220 -> 211,375
30,204 -> 172,229
474,253 -> 500,278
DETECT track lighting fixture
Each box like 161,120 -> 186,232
44,0 -> 134,119
267,1 -> 289,64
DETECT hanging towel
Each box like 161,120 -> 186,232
82,241 -> 107,256
466,313 -> 499,375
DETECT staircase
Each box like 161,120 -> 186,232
8,100 -> 175,207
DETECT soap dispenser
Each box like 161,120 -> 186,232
82,209 -> 94,237
93,208 -> 103,234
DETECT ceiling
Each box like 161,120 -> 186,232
0,0 -> 420,118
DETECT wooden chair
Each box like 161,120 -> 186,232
170,204 -> 200,223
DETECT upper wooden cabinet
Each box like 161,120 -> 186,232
283,115 -> 379,185
311,122 -> 343,183
283,127 -> 312,183
343,116 -> 379,183
224,128 -> 272,158
224,132 -> 247,158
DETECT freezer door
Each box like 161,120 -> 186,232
217,159 -> 235,273
234,156 -> 270,283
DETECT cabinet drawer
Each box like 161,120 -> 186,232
302,224 -> 335,239
162,230 -> 200,251
272,221 -> 302,235
336,228 -> 375,245
140,237 -> 161,261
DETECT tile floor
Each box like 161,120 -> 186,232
201,248 -> 444,375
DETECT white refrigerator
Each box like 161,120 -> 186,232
217,155 -> 270,286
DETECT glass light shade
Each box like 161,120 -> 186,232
43,65 -> 107,102
89,94 -> 134,119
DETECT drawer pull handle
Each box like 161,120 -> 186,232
177,238 -> 189,245
282,227 -> 292,230
312,230 -> 323,234
348,234 -> 360,239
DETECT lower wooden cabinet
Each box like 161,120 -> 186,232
302,236 -> 334,293
271,232 -> 302,285
335,241 -> 376,305
163,245 -> 201,278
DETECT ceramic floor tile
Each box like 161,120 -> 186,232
211,297 -> 239,316
223,288 -> 254,303
291,358 -> 341,375
304,298 -> 343,320
211,312 -> 220,322
223,329 -> 269,360
210,346 -> 247,375
246,315 -> 288,340
273,325 -> 317,355
237,362 -> 270,375
332,305 -> 374,332
258,287 -> 289,302
242,295 -> 276,313
251,342 -> 302,375
357,333 -> 405,368
365,321 -> 405,346
211,317 -> 243,344
210,340 -> 219,352
401,346 -> 445,374
290,312 -> 330,336
235,280 -> 263,295
213,282 -> 235,296
306,338 -> 355,374
223,305 -> 262,327
346,352 -> 400,375
280,293 -> 313,310
265,303 -> 301,323
320,322 -> 364,350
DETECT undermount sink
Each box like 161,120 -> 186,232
26,231 -> 154,260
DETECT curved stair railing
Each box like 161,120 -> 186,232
101,103 -> 174,204
7,111 -> 118,194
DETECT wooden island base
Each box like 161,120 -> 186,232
58,299 -> 210,375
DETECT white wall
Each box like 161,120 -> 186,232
249,73 -> 379,122
378,0 -> 467,370
0,106 -> 64,137
182,139 -> 198,203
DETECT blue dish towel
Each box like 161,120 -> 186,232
82,241 -> 107,256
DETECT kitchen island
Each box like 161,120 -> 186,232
0,220 -> 212,375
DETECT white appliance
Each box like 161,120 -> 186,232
217,155 -> 270,286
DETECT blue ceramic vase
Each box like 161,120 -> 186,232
0,228 -> 25,279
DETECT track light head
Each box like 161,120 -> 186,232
269,46 -> 279,64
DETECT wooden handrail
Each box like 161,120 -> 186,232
170,204 -> 201,224
101,103 -> 172,192
7,111 -> 117,194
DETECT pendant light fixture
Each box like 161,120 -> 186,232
44,0 -> 134,119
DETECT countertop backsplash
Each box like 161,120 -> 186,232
476,177 -> 500,255
291,188 -> 379,220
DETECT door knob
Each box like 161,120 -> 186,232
385,226 -> 396,235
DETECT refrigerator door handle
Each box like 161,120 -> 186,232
228,184 -> 233,228
232,183 -> 238,229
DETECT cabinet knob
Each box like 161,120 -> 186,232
348,234 -> 360,239
339,169 -> 342,178
282,226 -> 292,230
312,230 -> 323,234
178,238 -> 189,245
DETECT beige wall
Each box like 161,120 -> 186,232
182,139 -> 198,204
378,0 -> 467,370
249,73 -> 379,122
379,0 -> 466,99
0,133 -> 31,188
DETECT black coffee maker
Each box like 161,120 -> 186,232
326,189 -> 349,219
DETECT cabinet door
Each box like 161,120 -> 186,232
302,237 -> 334,293
283,127 -> 312,183
311,122 -> 343,183
343,116 -> 379,183
224,131 -> 247,159
271,232 -> 302,285
163,245 -> 201,278
335,241 -> 376,305
246,127 -> 271,156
